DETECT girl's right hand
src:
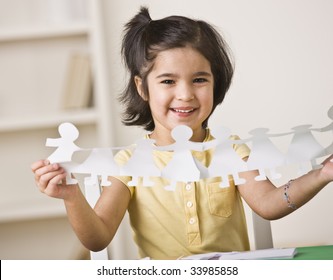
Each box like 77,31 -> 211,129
31,160 -> 79,200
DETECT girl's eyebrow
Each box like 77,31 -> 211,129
155,71 -> 212,79
194,71 -> 212,77
155,73 -> 177,79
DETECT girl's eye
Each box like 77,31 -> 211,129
161,79 -> 175,85
193,77 -> 208,83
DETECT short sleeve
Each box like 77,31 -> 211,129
113,149 -> 135,196
230,135 -> 251,159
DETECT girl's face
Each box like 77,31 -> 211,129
135,47 -> 214,145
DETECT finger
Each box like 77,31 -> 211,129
31,159 -> 49,172
37,169 -> 66,190
49,173 -> 67,187
35,167 -> 62,189
34,163 -> 62,179
43,173 -> 68,196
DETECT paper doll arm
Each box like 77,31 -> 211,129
202,139 -> 217,150
45,138 -> 60,147
267,131 -> 294,137
155,144 -> 175,152
189,142 -> 204,152
313,123 -> 333,132
110,144 -> 133,150
237,137 -> 252,143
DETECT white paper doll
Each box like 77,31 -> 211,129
158,125 -> 205,191
204,126 -> 247,188
46,122 -> 81,184
245,128 -> 287,181
46,122 -> 81,163
121,138 -> 161,187
285,125 -> 325,175
317,105 -> 333,159
73,148 -> 120,187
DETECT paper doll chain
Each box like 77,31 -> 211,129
45,105 -> 333,187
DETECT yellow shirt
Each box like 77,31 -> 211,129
114,129 -> 250,259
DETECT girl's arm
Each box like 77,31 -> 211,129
237,155 -> 333,220
31,160 -> 130,251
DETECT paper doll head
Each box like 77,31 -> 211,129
58,122 -> 79,141
210,126 -> 232,141
171,125 -> 193,141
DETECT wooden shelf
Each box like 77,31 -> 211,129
0,108 -> 98,132
0,0 -> 113,232
0,22 -> 89,42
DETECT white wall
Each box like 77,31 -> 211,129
103,0 -> 333,255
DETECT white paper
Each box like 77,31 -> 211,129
181,248 -> 297,260
45,105 -> 333,188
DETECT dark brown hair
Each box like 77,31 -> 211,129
120,7 -> 234,131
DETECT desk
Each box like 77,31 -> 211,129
293,245 -> 333,260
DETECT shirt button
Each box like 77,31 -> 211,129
189,218 -> 196,225
186,201 -> 193,208
185,184 -> 192,191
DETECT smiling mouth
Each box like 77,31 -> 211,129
171,108 -> 195,113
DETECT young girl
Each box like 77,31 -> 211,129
31,7 -> 333,259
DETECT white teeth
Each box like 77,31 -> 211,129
173,109 -> 194,113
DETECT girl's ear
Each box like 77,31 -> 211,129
134,76 -> 148,101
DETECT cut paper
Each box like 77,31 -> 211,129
45,122 -> 81,185
204,126 -> 247,188
285,125 -> 325,175
316,105 -> 333,159
44,105 -> 333,191
121,139 -> 161,187
58,162 -> 79,185
156,125 -> 206,191
46,122 -> 81,164
245,128 -> 289,181
73,148 -> 120,187
181,247 -> 297,260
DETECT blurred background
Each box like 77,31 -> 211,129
0,0 -> 332,259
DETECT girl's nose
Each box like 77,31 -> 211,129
176,83 -> 194,101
